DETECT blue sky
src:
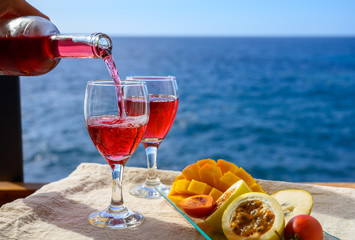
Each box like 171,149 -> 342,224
28,0 -> 355,37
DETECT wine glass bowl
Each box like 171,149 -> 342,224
84,80 -> 149,228
127,76 -> 179,198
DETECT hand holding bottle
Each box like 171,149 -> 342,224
0,1 -> 112,76
0,0 -> 49,20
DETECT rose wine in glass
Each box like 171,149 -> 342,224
84,80 -> 149,228
86,115 -> 146,167
127,76 -> 179,198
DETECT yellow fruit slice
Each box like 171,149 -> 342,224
236,167 -> 256,187
199,163 -> 222,189
208,187 -> 223,202
271,189 -> 313,224
175,174 -> 185,181
169,181 -> 177,195
175,179 -> 192,195
217,159 -> 238,174
168,194 -> 192,205
250,183 -> 266,193
222,192 -> 285,240
218,171 -> 242,192
203,184 -> 213,195
197,158 -> 217,167
205,180 -> 251,231
188,179 -> 212,195
182,163 -> 200,181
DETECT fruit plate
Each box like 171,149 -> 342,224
155,187 -> 340,240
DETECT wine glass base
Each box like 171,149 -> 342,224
129,181 -> 170,199
88,207 -> 143,229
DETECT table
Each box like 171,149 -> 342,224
1,163 -> 354,239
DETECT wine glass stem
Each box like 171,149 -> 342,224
145,146 -> 159,183
109,164 -> 125,212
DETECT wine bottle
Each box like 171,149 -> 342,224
0,16 -> 112,76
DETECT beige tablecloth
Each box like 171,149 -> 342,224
0,163 -> 354,239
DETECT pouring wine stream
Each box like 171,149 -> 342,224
103,53 -> 125,118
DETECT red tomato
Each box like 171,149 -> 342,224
284,215 -> 323,240
179,195 -> 214,218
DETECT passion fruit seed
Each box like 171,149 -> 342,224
230,200 -> 275,237
205,180 -> 251,230
222,192 -> 285,240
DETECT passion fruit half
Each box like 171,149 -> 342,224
222,192 -> 285,240
179,195 -> 214,218
205,180 -> 251,230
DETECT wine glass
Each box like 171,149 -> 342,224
84,80 -> 149,228
127,76 -> 179,198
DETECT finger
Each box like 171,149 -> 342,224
0,0 -> 50,20
14,0 -> 50,20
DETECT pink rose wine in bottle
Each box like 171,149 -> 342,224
0,16 -> 112,76
0,16 -> 126,117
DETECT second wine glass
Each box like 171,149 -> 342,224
128,76 -> 179,198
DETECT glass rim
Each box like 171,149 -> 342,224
126,75 -> 176,81
87,80 -> 146,86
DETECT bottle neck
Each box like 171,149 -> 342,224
51,33 -> 112,59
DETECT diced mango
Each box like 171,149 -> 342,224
203,184 -> 213,195
168,175 -> 185,196
250,183 -> 265,193
197,158 -> 217,167
168,194 -> 191,205
168,159 -> 262,209
236,167 -> 256,187
188,179 -> 208,195
208,187 -> 223,202
168,181 -> 178,196
216,159 -> 238,174
218,171 -> 242,192
199,163 -> 222,188
175,179 -> 192,195
175,175 -> 185,181
182,163 -> 200,181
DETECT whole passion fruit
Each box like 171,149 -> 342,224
222,192 -> 285,240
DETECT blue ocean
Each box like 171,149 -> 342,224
21,37 -> 355,183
